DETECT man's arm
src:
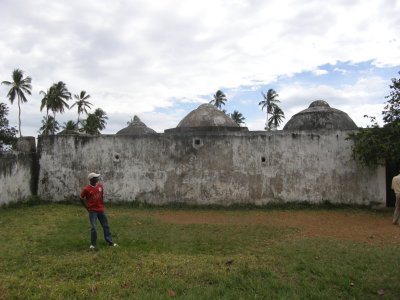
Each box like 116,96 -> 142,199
80,197 -> 87,209
79,189 -> 88,210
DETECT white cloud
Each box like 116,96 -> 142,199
312,69 -> 328,76
0,0 -> 399,136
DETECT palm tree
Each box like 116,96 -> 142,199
94,108 -> 108,130
39,81 -> 71,120
82,108 -> 108,135
259,89 -> 283,130
230,110 -> 246,126
267,106 -> 285,130
70,90 -> 92,124
39,88 -> 51,117
62,120 -> 79,131
210,90 -> 227,109
38,115 -> 60,135
1,69 -> 32,137
49,81 -> 71,118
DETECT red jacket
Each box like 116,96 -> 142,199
80,183 -> 105,212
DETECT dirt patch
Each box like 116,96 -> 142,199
144,209 -> 400,245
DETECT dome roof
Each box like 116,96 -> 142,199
165,103 -> 248,133
116,116 -> 156,135
283,100 -> 358,131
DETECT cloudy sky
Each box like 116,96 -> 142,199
1,0 -> 400,136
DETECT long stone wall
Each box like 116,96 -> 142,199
36,131 -> 386,206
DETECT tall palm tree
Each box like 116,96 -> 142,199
267,106 -> 285,130
39,81 -> 71,120
230,110 -> 246,126
210,90 -> 227,109
39,88 -> 51,117
38,115 -> 60,135
49,81 -> 71,118
259,89 -> 283,130
70,90 -> 92,124
1,69 -> 32,137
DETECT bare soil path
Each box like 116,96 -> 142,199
134,209 -> 400,245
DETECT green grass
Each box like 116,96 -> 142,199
0,204 -> 399,299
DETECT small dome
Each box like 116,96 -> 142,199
165,103 -> 248,133
283,100 -> 358,131
116,116 -> 156,135
178,103 -> 239,127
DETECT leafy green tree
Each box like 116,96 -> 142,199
230,110 -> 246,126
210,90 -> 227,109
82,108 -> 108,135
1,69 -> 32,137
38,115 -> 60,135
350,71 -> 400,166
259,89 -> 285,130
70,90 -> 92,124
0,102 -> 17,150
382,72 -> 400,125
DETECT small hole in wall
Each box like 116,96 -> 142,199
113,153 -> 121,162
261,157 -> 266,162
194,139 -> 201,145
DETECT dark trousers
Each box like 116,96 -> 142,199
88,211 -> 113,246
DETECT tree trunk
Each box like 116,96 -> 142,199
18,99 -> 22,137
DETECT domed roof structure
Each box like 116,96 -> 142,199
165,103 -> 248,133
283,100 -> 358,131
116,116 -> 156,135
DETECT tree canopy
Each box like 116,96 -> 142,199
0,102 -> 17,150
210,90 -> 227,109
350,71 -> 400,166
230,110 -> 246,126
82,108 -> 108,135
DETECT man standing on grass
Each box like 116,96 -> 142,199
80,172 -> 118,249
391,171 -> 400,226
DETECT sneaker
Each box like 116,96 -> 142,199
110,243 -> 118,247
89,245 -> 96,249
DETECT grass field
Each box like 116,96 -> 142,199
0,203 -> 399,299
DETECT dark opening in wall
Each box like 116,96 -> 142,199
192,137 -> 203,149
113,153 -> 121,163
261,157 -> 266,163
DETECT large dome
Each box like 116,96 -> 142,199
283,100 -> 358,131
116,116 -> 156,135
165,103 -> 248,133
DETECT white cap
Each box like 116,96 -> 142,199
88,172 -> 100,180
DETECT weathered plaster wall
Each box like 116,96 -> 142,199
37,131 -> 386,206
0,152 -> 36,205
